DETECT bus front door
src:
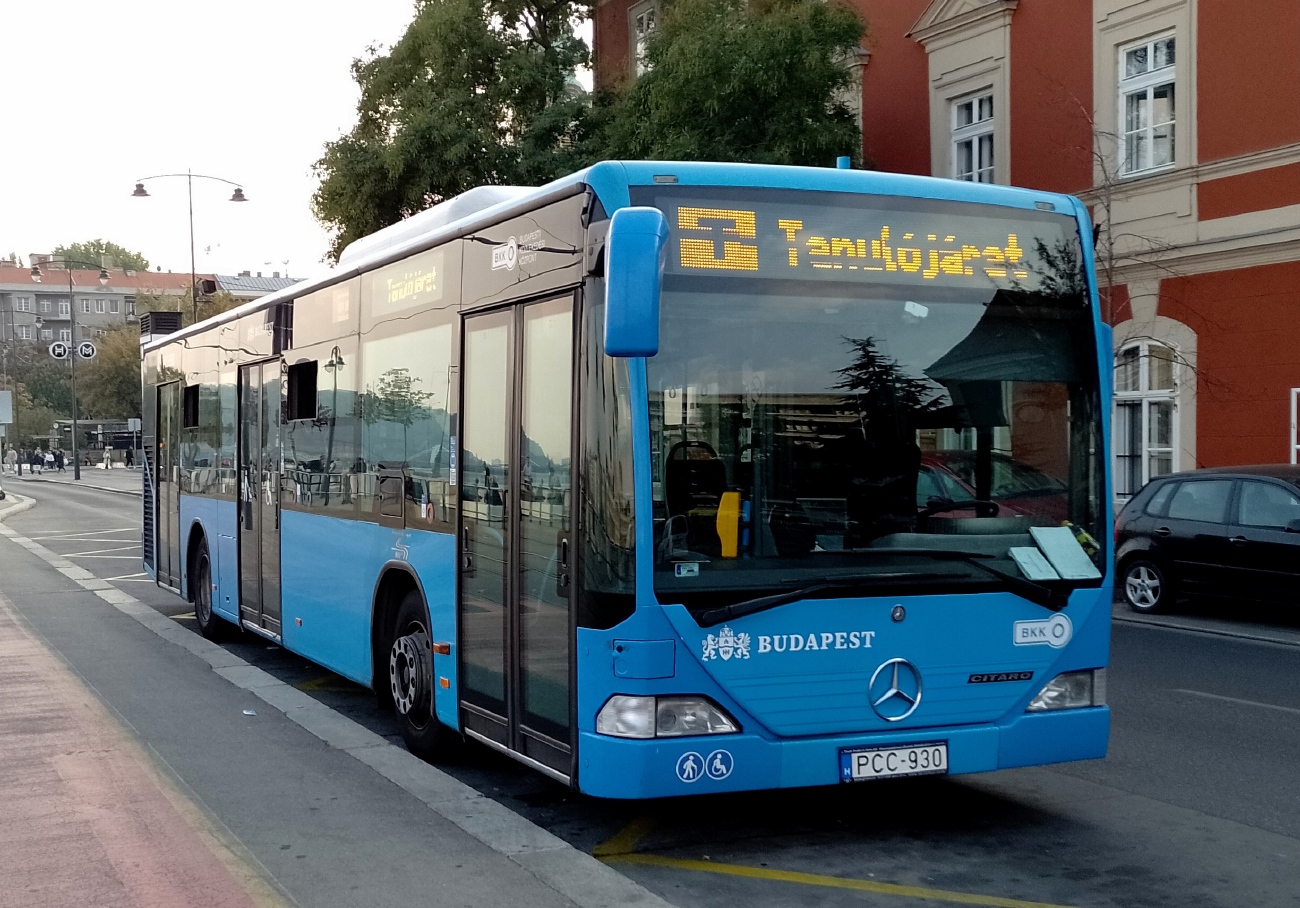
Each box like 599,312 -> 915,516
238,360 -> 283,639
459,296 -> 575,779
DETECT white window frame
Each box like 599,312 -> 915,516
1291,387 -> 1300,464
58,328 -> 71,342
59,300 -> 70,316
94,298 -> 105,314
629,0 -> 658,77
110,298 -> 121,314
16,296 -> 31,312
1113,341 -> 1179,499
17,325 -> 32,340
1118,33 -> 1176,176
39,299 -> 51,313
952,92 -> 995,183
81,298 -> 92,314
40,328 -> 53,341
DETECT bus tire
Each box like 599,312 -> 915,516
192,538 -> 226,640
389,591 -> 456,761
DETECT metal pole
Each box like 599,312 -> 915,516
188,168 -> 197,324
68,269 -> 81,481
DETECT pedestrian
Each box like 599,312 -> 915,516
3,447 -> 15,474
125,447 -> 135,469
44,450 -> 55,473
103,448 -> 113,470
54,449 -> 65,472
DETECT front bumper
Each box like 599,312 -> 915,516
576,706 -> 1109,799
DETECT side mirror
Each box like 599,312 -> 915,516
604,206 -> 668,357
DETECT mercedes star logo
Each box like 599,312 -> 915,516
868,657 -> 923,722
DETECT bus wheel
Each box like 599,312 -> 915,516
389,591 -> 454,761
193,540 -> 225,640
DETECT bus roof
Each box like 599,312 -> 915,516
145,161 -> 1086,352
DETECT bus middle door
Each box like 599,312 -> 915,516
238,359 -> 283,639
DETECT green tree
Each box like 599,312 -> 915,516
52,239 -> 150,272
590,0 -> 865,166
312,0 -> 590,261
79,326 -> 145,420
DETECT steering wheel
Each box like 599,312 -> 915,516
918,498 -> 1001,519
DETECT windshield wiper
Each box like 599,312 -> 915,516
695,549 -> 1067,627
698,572 -> 950,627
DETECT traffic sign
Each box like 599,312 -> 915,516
77,341 -> 97,360
49,341 -> 70,360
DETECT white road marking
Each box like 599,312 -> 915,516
29,528 -> 136,539
63,555 -> 142,560
103,573 -> 150,581
66,545 -> 141,556
1172,688 -> 1300,716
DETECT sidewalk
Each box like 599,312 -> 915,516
0,593 -> 284,908
9,465 -> 143,497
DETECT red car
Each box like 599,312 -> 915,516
918,451 -> 1069,524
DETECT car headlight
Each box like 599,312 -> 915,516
1027,669 -> 1106,712
596,695 -> 740,738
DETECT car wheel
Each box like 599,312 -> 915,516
389,591 -> 458,761
1122,558 -> 1170,613
193,540 -> 226,639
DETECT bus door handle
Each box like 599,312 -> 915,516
461,525 -> 475,576
1154,526 -> 1172,537
1229,535 -> 1249,545
556,531 -> 571,597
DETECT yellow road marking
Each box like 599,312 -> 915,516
603,854 -> 1079,908
295,675 -> 352,693
592,817 -> 657,857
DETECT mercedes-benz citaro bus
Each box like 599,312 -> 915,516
141,161 -> 1112,799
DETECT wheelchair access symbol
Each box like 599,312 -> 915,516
705,749 -> 734,780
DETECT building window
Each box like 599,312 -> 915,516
17,325 -> 31,340
629,0 -> 658,77
1119,34 -> 1175,175
58,329 -> 71,342
1291,388 -> 1300,464
16,296 -> 31,312
40,299 -> 51,313
94,298 -> 105,314
953,92 -> 994,183
110,299 -> 121,314
80,325 -> 92,339
40,328 -> 53,341
59,300 -> 70,316
1114,341 -> 1178,498
81,299 -> 92,314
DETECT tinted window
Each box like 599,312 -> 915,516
1238,480 -> 1300,529
1166,480 -> 1232,523
1144,481 -> 1175,516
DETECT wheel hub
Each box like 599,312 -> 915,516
389,629 -> 431,716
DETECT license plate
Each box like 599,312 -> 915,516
839,742 -> 948,781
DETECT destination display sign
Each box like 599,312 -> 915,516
650,191 -> 1081,292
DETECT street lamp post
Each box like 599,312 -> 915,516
131,170 -> 248,322
30,261 -> 109,482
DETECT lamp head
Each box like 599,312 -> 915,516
132,183 -> 150,197
98,269 -> 110,286
230,187 -> 247,202
29,265 -> 42,283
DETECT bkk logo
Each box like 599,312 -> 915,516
702,626 -> 877,661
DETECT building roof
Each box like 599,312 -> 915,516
0,266 -> 207,294
215,273 -> 299,295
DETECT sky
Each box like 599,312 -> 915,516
0,1 -> 431,281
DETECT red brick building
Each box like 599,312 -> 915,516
592,0 -> 1300,497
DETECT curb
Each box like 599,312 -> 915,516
0,494 -> 36,523
0,520 -> 675,908
15,476 -> 142,498
1113,613 -> 1300,649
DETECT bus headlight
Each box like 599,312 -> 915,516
596,695 -> 740,738
1027,669 -> 1106,712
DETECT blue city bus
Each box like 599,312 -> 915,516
141,161 -> 1112,798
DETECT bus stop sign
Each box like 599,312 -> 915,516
49,341 -> 70,360
78,341 -> 97,360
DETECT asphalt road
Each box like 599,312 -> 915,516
2,481 -> 1298,908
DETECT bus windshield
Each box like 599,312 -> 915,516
634,187 -> 1104,606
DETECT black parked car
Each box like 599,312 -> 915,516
1115,465 -> 1300,612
